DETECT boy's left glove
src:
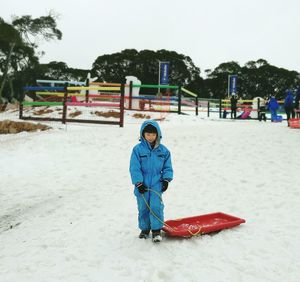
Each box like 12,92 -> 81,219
162,180 -> 169,192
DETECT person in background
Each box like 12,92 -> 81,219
230,95 -> 238,119
267,95 -> 279,122
295,86 -> 300,118
129,120 -> 173,243
284,89 -> 295,125
258,97 -> 267,122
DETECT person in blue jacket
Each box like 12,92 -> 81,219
268,95 -> 279,121
294,86 -> 300,118
130,120 -> 173,243
284,89 -> 295,125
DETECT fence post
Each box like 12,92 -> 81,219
19,88 -> 25,119
129,81 -> 133,110
257,98 -> 260,120
19,89 -> 25,119
62,83 -> 68,124
207,101 -> 210,117
178,86 -> 182,114
195,96 -> 198,116
19,102 -> 23,119
85,78 -> 89,103
120,83 -> 125,127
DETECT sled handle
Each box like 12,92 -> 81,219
188,225 -> 203,236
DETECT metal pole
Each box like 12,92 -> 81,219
19,102 -> 23,119
85,78 -> 89,103
207,101 -> 210,117
257,98 -> 260,120
129,81 -> 133,110
228,75 -> 230,96
120,83 -> 125,127
62,83 -> 68,124
158,61 -> 161,95
178,86 -> 181,115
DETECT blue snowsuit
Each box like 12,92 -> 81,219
130,120 -> 173,231
268,97 -> 279,121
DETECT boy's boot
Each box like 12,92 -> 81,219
152,229 -> 162,243
139,230 -> 150,239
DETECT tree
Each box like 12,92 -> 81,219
204,59 -> 300,99
205,61 -> 241,98
91,49 -> 202,92
39,61 -> 89,81
0,14 -> 62,101
11,14 -> 62,46
0,18 -> 24,100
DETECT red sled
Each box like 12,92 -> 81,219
162,212 -> 246,237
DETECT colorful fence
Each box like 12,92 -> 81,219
20,84 -> 125,127
22,79 -> 206,122
126,83 -> 178,114
125,83 -> 201,116
219,98 -> 286,120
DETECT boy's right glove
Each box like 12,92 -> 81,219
136,183 -> 147,194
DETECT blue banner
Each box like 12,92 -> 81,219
160,62 -> 169,85
229,75 -> 238,95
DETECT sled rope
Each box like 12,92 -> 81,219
141,189 -> 174,231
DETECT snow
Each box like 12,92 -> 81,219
1,109 -> 300,282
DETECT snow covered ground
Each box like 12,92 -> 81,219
0,109 -> 300,282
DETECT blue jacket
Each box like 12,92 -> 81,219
295,86 -> 300,108
268,97 -> 279,111
130,120 -> 173,190
284,90 -> 294,107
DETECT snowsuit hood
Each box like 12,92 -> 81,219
139,120 -> 162,148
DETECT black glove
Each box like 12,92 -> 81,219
162,180 -> 169,192
136,183 -> 147,194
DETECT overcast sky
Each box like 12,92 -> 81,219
2,0 -> 300,76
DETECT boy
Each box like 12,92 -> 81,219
129,120 -> 173,243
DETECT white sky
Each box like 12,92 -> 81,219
2,0 -> 300,75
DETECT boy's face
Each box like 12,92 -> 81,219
144,132 -> 157,144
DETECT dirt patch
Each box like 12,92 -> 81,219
0,103 -> 19,112
132,113 -> 151,119
0,103 -> 8,112
93,110 -> 120,118
33,108 -> 54,115
69,111 -> 82,118
0,120 -> 51,134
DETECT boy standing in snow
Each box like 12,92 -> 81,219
130,120 -> 173,243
